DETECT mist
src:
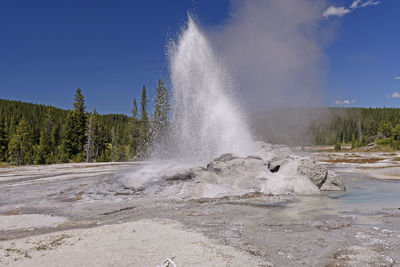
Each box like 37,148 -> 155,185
209,0 -> 331,145
212,0 -> 327,108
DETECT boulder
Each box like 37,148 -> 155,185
320,171 -> 346,191
206,155 -> 265,177
297,158 -> 328,188
206,153 -> 264,175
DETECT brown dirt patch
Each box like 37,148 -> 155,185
1,208 -> 25,216
322,158 -> 383,164
384,153 -> 397,156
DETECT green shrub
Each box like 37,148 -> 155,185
376,138 -> 391,146
334,142 -> 342,151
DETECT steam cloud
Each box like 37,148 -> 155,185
210,0 -> 328,110
203,0 -> 333,145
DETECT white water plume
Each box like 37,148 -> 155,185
168,17 -> 254,163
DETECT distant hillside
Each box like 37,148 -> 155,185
0,98 -> 130,164
251,107 -> 400,148
0,98 -> 129,142
0,80 -> 170,165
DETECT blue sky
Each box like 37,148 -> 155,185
0,0 -> 399,114
323,0 -> 400,107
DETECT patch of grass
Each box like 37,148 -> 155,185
34,234 -> 71,251
376,138 -> 392,145
4,248 -> 30,258
0,162 -> 11,168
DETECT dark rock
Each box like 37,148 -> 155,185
267,156 -> 289,173
163,167 -> 202,181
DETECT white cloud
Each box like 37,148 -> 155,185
322,0 -> 380,18
322,6 -> 351,18
361,0 -> 380,7
391,92 -> 400,98
335,100 -> 355,105
350,0 -> 362,9
395,76 -> 400,80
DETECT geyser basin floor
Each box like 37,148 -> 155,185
0,158 -> 399,266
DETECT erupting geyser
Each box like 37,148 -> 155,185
120,16 -> 344,197
168,17 -> 254,162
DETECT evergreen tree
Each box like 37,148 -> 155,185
36,108 -> 54,164
62,88 -> 87,161
151,79 -> 170,157
138,85 -> 150,159
85,110 -> 107,162
62,110 -> 76,159
132,99 -> 138,118
110,124 -> 127,161
0,99 -> 132,164
73,88 -> 87,155
378,121 -> 393,138
391,124 -> 400,149
0,119 -> 8,162
127,99 -> 140,158
8,117 -> 33,165
92,110 -> 107,161
85,112 -> 94,163
140,86 -> 149,122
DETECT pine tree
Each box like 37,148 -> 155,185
36,108 -> 54,164
62,88 -> 87,161
0,119 -> 8,162
151,79 -> 170,158
127,99 -> 140,158
378,120 -> 392,138
8,117 -> 34,165
85,109 -> 107,162
138,86 -> 150,159
85,111 -> 94,163
73,88 -> 87,156
62,110 -> 76,159
132,99 -> 138,119
93,113 -> 107,161
110,124 -> 126,162
391,124 -> 400,149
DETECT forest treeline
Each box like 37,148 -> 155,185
2,93 -> 400,166
0,79 -> 170,165
253,107 -> 400,149
310,107 -> 400,148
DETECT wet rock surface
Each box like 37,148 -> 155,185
321,171 -> 346,191
119,143 -> 345,199
0,147 -> 399,266
297,158 -> 328,187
